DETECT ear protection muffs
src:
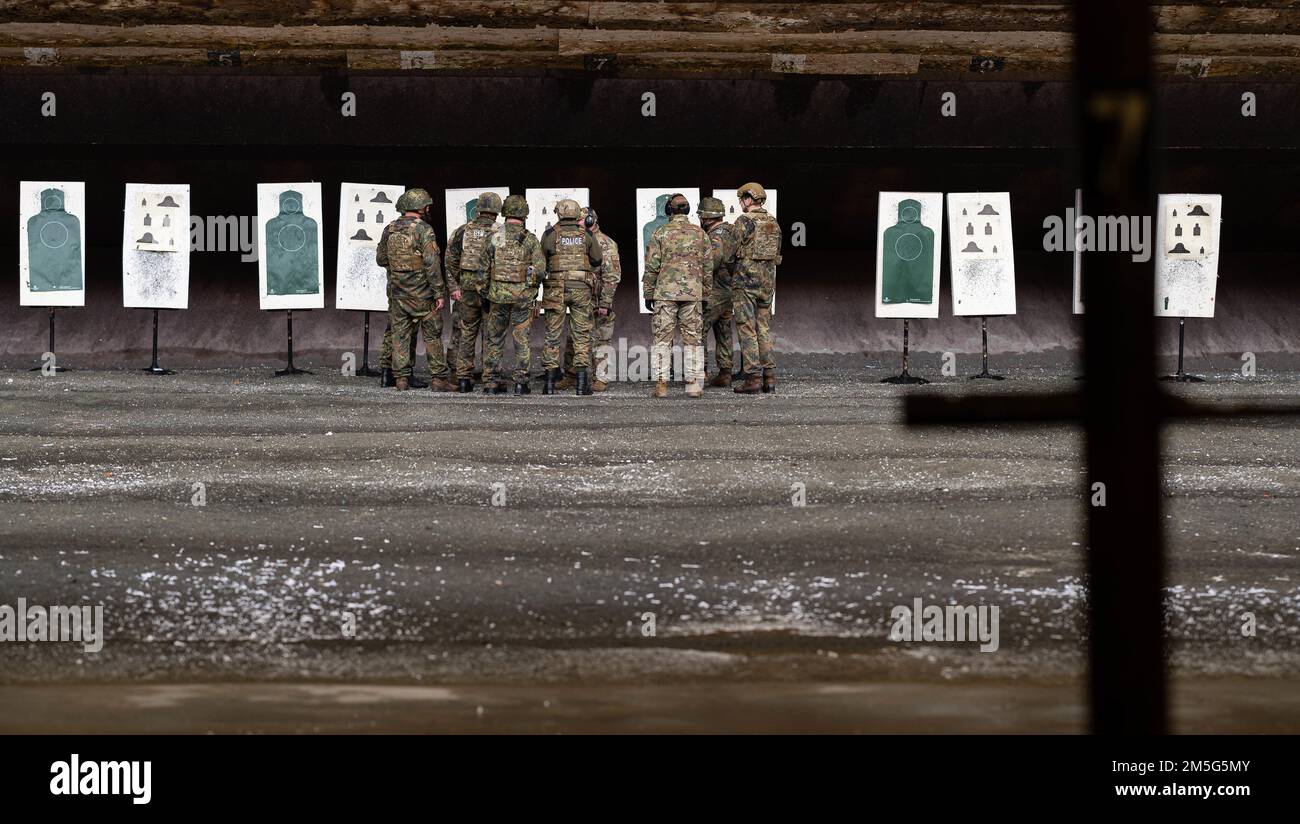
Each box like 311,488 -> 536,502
584,210 -> 596,229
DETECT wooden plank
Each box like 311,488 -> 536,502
4,3 -> 1300,36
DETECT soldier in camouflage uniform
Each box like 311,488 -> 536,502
559,207 -> 621,392
447,192 -> 503,393
727,182 -> 782,394
642,193 -> 713,398
698,197 -> 738,388
375,188 -> 460,391
480,195 -> 546,394
540,198 -> 603,395
378,302 -> 426,388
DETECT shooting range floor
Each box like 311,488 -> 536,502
0,354 -> 1297,733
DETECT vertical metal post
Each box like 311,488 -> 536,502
1176,317 -> 1186,376
902,319 -> 910,373
981,317 -> 989,374
1075,0 -> 1166,733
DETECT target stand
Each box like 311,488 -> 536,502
29,307 -> 70,373
353,310 -> 380,378
969,316 -> 1006,380
141,308 -> 177,375
881,319 -> 929,385
274,309 -> 314,377
1159,316 -> 1204,383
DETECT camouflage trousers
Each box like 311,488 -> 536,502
388,297 -> 449,379
482,301 -> 535,384
563,308 -> 616,380
378,324 -> 414,370
650,300 -> 704,382
542,280 -> 594,371
732,287 -> 774,375
704,284 -> 735,372
450,290 -> 489,380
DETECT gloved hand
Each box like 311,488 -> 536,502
597,307 -> 609,317
644,299 -> 654,312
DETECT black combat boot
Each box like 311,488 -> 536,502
457,378 -> 473,393
542,368 -> 559,395
575,370 -> 592,396
492,381 -> 509,395
514,381 -> 531,395
380,368 -> 395,388
408,375 -> 429,389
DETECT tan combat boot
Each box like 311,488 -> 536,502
762,368 -> 777,394
707,371 -> 731,387
555,373 -> 577,391
428,377 -> 454,392
395,376 -> 410,391
651,380 -> 669,398
685,379 -> 703,398
733,373 -> 762,394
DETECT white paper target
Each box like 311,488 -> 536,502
123,183 -> 190,309
336,182 -> 403,311
711,189 -> 778,314
946,192 -> 1016,317
444,186 -> 509,244
257,182 -> 324,310
1155,194 -> 1221,318
636,187 -> 701,313
875,192 -> 943,319
19,181 -> 86,307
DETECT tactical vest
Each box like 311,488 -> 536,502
740,210 -> 781,262
460,222 -> 491,272
491,227 -> 529,283
548,221 -> 591,273
384,219 -> 425,272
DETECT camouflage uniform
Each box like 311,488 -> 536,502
642,212 -> 713,385
563,223 -> 622,383
481,222 -> 545,385
704,220 -> 738,375
729,205 -> 782,378
447,212 -> 499,380
541,213 -> 602,372
376,214 -> 454,379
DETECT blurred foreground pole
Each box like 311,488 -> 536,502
1074,1 -> 1166,733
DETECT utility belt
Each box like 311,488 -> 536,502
546,270 -> 593,285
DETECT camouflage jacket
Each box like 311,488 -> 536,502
593,229 -> 622,311
376,215 -> 446,303
706,221 -> 738,295
482,222 -> 545,306
445,214 -> 497,294
728,207 -> 782,295
642,214 -> 712,302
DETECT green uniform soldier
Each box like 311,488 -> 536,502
698,197 -> 738,387
375,188 -> 461,391
642,193 -> 713,399
540,198 -> 603,395
480,195 -> 546,394
447,192 -> 503,392
727,182 -> 782,394
559,207 -> 622,391
378,293 -> 428,389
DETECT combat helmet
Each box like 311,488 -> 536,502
396,188 -> 433,212
698,196 -> 726,219
736,182 -> 767,204
556,199 -> 581,220
476,191 -> 503,215
501,194 -> 529,218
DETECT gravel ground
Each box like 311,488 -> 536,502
0,354 -> 1296,731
